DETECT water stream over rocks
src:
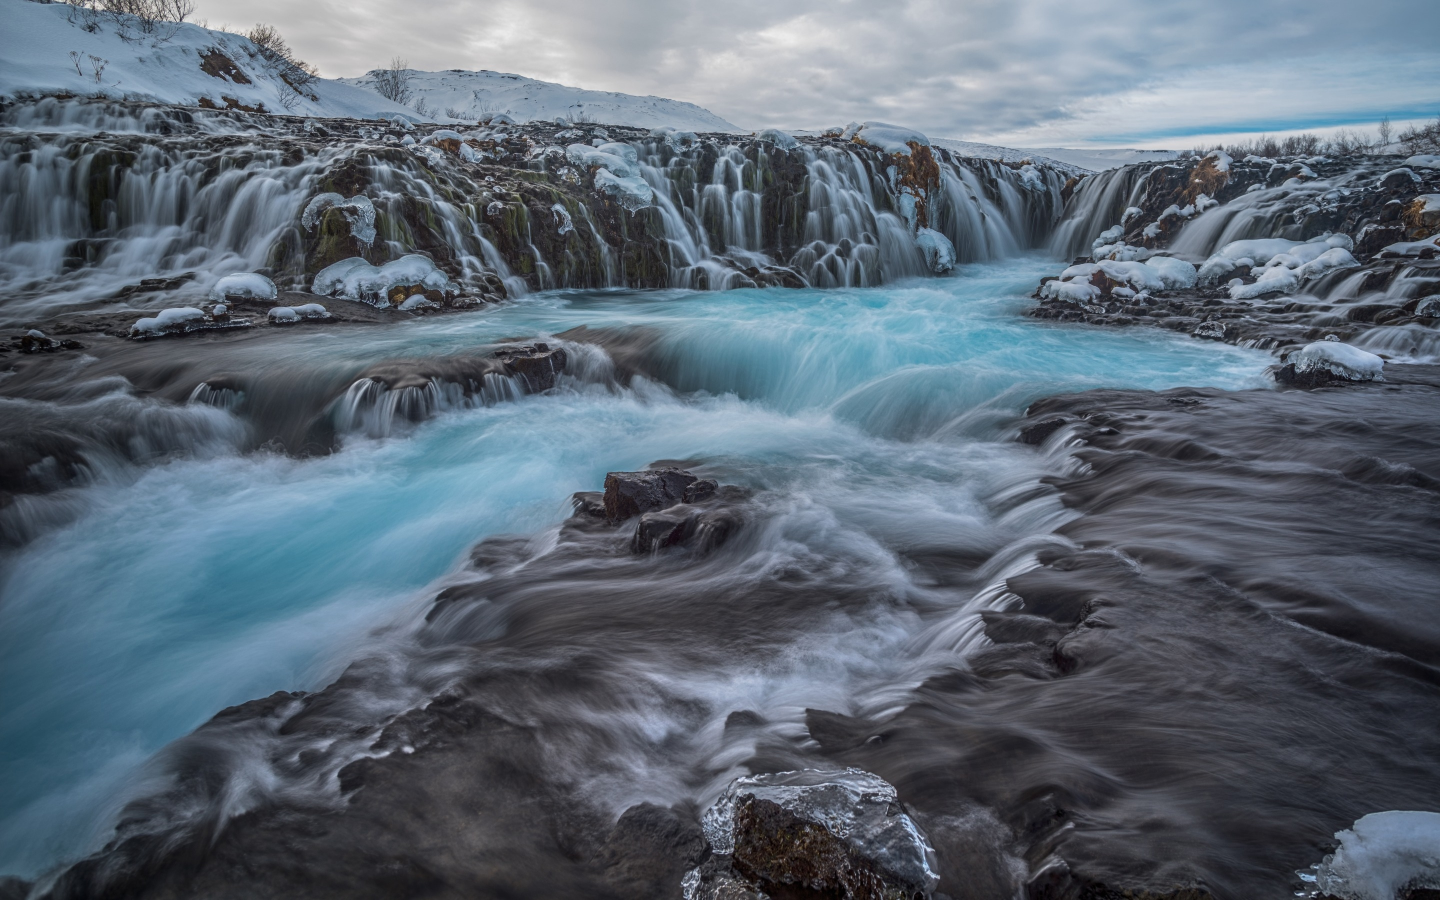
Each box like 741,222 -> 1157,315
0,99 -> 1437,900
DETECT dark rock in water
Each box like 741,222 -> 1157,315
632,502 -> 741,554
598,804 -> 708,900
496,343 -> 568,391
1272,362 -> 1353,388
1191,320 -> 1228,341
685,478 -> 719,504
0,877 -> 33,900
603,467 -> 699,522
1019,417 -> 1069,445
691,769 -> 938,900
570,490 -> 607,519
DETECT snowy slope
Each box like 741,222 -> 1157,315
1020,148 -> 1181,172
0,0 -> 422,120
336,68 -> 742,132
928,138 -> 1085,176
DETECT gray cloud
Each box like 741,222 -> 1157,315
199,0 -> 1440,145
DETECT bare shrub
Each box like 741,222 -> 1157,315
373,57 -> 413,105
247,23 -> 319,108
1398,117 -> 1440,155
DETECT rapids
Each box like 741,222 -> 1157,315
0,261 -> 1270,880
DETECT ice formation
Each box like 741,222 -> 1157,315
594,169 -> 654,213
129,307 -> 206,337
1288,340 -> 1385,382
756,128 -> 799,150
848,122 -> 930,156
267,303 -> 330,323
1143,255 -> 1198,290
1378,167 -> 1420,186
1406,155 -> 1440,170
1196,234 -> 1358,296
312,255 -> 455,306
697,768 -> 939,892
1309,811 -> 1440,900
302,194 -> 378,245
209,273 -> 277,302
916,227 -> 957,274
1377,234 -> 1440,258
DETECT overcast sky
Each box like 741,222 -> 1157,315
197,0 -> 1440,148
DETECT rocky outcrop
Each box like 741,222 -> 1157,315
687,769 -> 939,900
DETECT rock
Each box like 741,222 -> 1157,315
632,502 -> 740,554
1019,417 -> 1069,445
0,877 -> 33,900
603,467 -> 698,522
1378,168 -> 1421,191
496,344 -> 567,392
689,768 -> 939,900
600,804 -> 708,900
1192,320 -> 1228,340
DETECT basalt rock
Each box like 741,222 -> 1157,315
689,769 -> 939,900
603,467 -> 702,523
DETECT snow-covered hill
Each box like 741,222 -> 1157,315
1019,147 -> 1181,172
931,138 -> 1179,174
336,68 -> 742,132
0,0 -> 420,120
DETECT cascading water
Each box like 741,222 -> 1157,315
4,92 -> 1437,900
0,98 -> 1065,324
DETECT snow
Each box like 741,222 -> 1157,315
266,304 -> 330,322
130,306 -> 204,336
0,0 -> 422,120
312,255 -> 455,307
1204,150 -> 1232,173
594,169 -> 654,213
301,194 -> 378,245
849,122 -> 930,156
756,128 -> 799,150
1417,296 -> 1440,317
1143,255 -> 1198,290
1122,206 -> 1144,224
1040,278 -> 1101,304
1208,235 -> 1357,298
1058,260 -> 1166,292
915,227 -> 956,274
1230,264 -> 1300,299
1379,167 -> 1421,186
1310,812 -> 1440,900
1406,155 -> 1440,170
1415,194 -> 1440,215
1377,234 -> 1440,258
335,67 -> 740,131
1015,147 -> 1179,173
1093,225 -> 1125,248
566,142 -> 640,178
267,306 -> 298,322
1289,340 -> 1385,381
209,272 -> 276,301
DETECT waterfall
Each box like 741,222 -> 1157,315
1047,164 -> 1152,261
0,98 -> 1069,323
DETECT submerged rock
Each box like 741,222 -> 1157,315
687,768 -> 939,900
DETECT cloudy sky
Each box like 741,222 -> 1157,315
198,0 -> 1440,148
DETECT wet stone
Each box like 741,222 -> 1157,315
603,467 -> 698,522
688,769 -> 939,900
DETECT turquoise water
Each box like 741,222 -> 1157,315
0,258 -> 1270,877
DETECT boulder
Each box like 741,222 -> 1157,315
602,467 -> 699,522
632,500 -> 738,554
688,769 -> 939,900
